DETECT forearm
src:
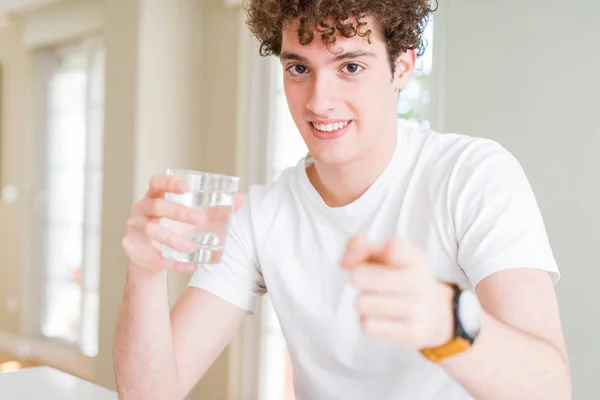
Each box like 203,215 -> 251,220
114,267 -> 181,399
441,312 -> 571,400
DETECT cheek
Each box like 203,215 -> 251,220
354,77 -> 392,105
366,81 -> 398,114
284,86 -> 307,115
349,85 -> 385,121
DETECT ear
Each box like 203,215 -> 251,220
392,49 -> 417,91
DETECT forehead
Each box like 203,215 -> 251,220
280,16 -> 386,57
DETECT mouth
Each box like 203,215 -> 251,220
309,120 -> 352,140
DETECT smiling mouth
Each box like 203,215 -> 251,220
310,120 -> 351,133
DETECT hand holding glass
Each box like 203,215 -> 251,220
161,169 -> 241,264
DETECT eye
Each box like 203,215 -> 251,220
286,64 -> 309,77
341,63 -> 364,75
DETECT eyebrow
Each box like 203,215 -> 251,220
279,50 -> 377,64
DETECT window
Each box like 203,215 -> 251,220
397,18 -> 436,129
265,60 -> 308,181
256,17 -> 437,399
255,55 -> 304,400
35,38 -> 105,357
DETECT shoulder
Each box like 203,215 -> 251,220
245,164 -> 300,209
237,162 -> 304,230
406,124 -> 515,169
223,165 -> 302,256
404,124 -> 523,187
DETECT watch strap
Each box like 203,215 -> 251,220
420,282 -> 474,363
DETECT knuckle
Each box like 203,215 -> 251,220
131,201 -> 141,213
165,231 -> 180,248
363,318 -> 378,335
350,269 -> 364,286
161,258 -> 175,270
148,200 -> 162,216
121,236 -> 133,252
132,200 -> 148,217
149,174 -> 162,188
356,295 -> 367,314
175,205 -> 189,221
143,221 -> 155,237
361,316 -> 372,330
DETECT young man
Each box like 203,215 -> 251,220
115,1 -> 571,399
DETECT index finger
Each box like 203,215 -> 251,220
341,235 -> 383,270
378,238 -> 427,270
146,174 -> 189,199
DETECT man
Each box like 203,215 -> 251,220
115,0 -> 571,399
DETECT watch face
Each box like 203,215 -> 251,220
458,290 -> 482,339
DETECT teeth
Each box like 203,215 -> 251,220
312,121 -> 349,132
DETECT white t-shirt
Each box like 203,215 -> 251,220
189,122 -> 559,400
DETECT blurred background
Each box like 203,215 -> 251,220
0,0 -> 597,399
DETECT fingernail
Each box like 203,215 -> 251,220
186,264 -> 196,272
176,182 -> 187,192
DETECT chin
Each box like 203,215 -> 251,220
307,146 -> 360,167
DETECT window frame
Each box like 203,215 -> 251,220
24,36 -> 105,374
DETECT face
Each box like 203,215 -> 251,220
280,16 -> 415,167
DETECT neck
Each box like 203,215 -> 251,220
307,129 -> 398,207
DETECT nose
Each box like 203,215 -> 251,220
306,74 -> 336,116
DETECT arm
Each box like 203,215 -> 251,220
344,237 -> 571,400
345,141 -> 570,398
114,173 -> 252,399
114,273 -> 246,400
441,142 -> 570,397
441,268 -> 571,400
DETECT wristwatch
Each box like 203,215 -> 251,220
420,283 -> 482,363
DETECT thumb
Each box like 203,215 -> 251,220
379,237 -> 427,270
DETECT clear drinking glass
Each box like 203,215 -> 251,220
161,169 -> 241,264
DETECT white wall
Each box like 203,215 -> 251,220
440,1 -> 600,398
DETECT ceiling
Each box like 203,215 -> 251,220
0,0 -> 55,22
0,0 -> 41,13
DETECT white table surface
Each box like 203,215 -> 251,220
0,366 -> 117,400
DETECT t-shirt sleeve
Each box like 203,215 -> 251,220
187,193 -> 266,313
450,140 -> 560,287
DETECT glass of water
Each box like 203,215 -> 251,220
161,169 -> 241,264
